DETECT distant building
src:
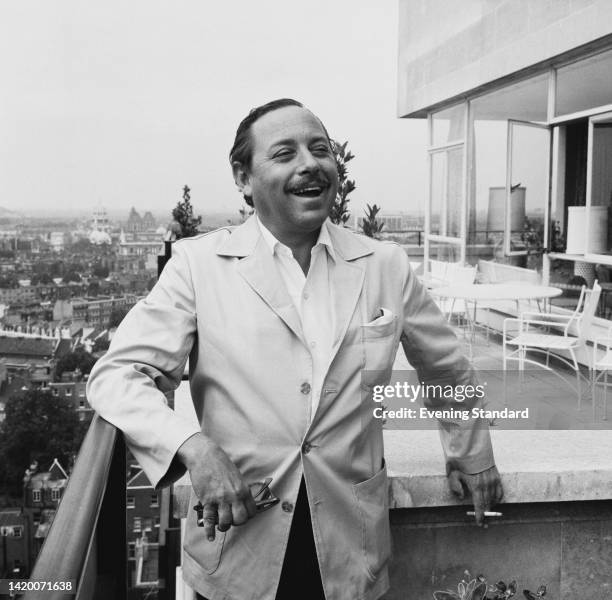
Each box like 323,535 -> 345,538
48,380 -> 92,422
91,205 -> 111,234
0,508 -> 29,578
22,459 -> 69,567
49,232 -> 68,253
126,207 -> 156,234
53,295 -> 139,328
126,468 -> 162,594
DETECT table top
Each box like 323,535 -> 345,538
431,283 -> 563,301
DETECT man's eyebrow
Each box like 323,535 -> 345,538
269,135 -> 330,149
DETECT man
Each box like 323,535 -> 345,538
87,98 -> 502,600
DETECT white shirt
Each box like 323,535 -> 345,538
257,216 -> 336,422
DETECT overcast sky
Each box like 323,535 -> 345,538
0,1 -> 426,220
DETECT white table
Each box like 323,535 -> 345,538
431,283 -> 563,355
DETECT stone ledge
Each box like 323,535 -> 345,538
385,429 -> 612,508
172,429 -> 612,517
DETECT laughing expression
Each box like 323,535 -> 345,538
234,106 -> 339,240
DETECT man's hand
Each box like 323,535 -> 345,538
177,433 -> 257,541
447,465 -> 503,527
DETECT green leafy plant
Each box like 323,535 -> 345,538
329,140 -> 355,226
172,185 -> 202,239
361,203 -> 385,239
239,205 -> 254,223
523,585 -> 547,600
433,572 -> 487,600
490,580 -> 517,599
433,572 -> 547,600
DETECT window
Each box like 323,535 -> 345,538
32,489 -> 41,503
51,489 -> 61,502
128,542 -> 136,559
154,516 -> 160,528
127,495 -> 135,509
556,48 -> 612,117
13,526 -> 23,539
430,147 -> 463,238
133,517 -> 141,532
52,388 -> 59,397
150,494 -> 159,508
65,388 -> 72,397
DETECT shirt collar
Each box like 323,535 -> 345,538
256,215 -> 336,261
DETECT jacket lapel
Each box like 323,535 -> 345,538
216,217 -> 375,352
218,217 -> 305,343
326,224 -> 373,364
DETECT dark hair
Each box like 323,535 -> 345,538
229,98 -> 333,207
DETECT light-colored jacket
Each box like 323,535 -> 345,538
87,216 -> 494,600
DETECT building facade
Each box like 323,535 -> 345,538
399,0 -> 612,281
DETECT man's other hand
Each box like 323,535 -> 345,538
447,465 -> 503,527
177,433 -> 257,541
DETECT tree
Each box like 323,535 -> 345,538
54,347 -> 97,381
0,390 -> 87,492
108,307 -> 130,328
62,271 -> 81,283
0,273 -> 18,288
239,205 -> 254,223
92,263 -> 109,278
361,204 -> 385,239
172,185 -> 202,239
329,140 -> 355,226
31,272 -> 53,285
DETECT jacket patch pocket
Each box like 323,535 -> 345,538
352,461 -> 391,581
184,513 -> 227,575
361,314 -> 398,388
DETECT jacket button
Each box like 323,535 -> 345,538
302,441 -> 312,454
281,501 -> 294,513
300,382 -> 311,395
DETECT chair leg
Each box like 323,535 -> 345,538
570,349 -> 581,410
605,370 -> 609,421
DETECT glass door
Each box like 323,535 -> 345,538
505,120 -> 551,259
585,111 -> 612,263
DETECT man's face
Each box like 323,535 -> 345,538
234,106 -> 338,237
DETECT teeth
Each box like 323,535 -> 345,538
294,187 -> 322,194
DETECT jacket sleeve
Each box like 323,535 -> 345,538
86,242 -> 202,489
397,250 -> 495,474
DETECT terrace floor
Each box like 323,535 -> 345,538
392,325 -> 611,429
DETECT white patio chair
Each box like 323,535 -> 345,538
437,265 -> 477,324
591,327 -> 612,421
502,281 -> 601,408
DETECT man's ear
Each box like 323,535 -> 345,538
232,161 -> 252,202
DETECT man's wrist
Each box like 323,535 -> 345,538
176,432 -> 213,470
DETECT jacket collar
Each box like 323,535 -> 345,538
216,214 -> 373,261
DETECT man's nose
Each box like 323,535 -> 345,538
296,148 -> 320,173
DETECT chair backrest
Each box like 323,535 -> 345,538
447,264 -> 477,285
477,259 -> 541,284
429,259 -> 449,282
565,280 -> 602,340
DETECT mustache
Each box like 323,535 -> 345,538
287,176 -> 330,190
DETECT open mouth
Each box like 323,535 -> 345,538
289,184 -> 327,198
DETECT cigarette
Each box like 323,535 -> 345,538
466,511 -> 502,517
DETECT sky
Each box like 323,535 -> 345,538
0,1 -> 427,221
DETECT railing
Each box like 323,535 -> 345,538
24,415 -> 126,600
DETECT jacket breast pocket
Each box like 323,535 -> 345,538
361,311 -> 398,387
352,461 -> 392,581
